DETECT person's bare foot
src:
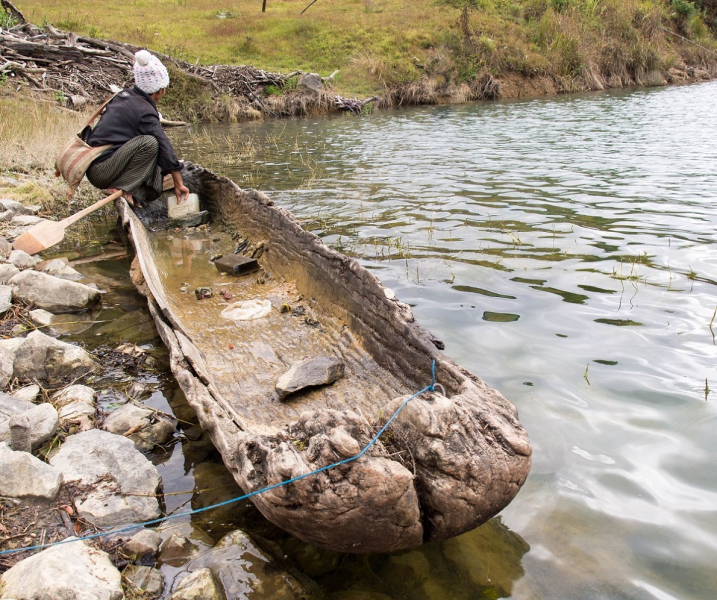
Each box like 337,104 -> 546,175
107,188 -> 136,206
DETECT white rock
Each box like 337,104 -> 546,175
121,528 -> 162,558
5,224 -> 33,241
0,391 -> 32,421
0,343 -> 14,389
0,236 -> 11,258
298,72 -> 324,92
30,307 -> 97,336
8,249 -> 40,270
0,538 -> 123,600
0,284 -> 12,317
0,199 -> 39,215
0,209 -> 13,222
29,307 -> 54,327
52,384 -> 97,430
102,403 -> 152,435
0,262 -> 20,283
0,402 -> 58,449
12,329 -> 101,383
0,442 -> 63,499
12,383 -> 40,403
50,429 -> 161,528
71,95 -> 88,108
39,257 -> 84,281
10,269 -> 101,313
10,214 -> 44,226
169,568 -> 224,600
0,199 -> 24,214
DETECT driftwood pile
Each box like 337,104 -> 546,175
0,0 -> 377,117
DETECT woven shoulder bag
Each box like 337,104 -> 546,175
54,92 -> 118,194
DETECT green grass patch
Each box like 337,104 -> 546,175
15,0 -> 717,96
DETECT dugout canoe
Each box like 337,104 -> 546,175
116,163 -> 531,553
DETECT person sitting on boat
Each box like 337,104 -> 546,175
85,50 -> 190,207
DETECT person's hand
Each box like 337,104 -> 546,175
175,183 -> 190,203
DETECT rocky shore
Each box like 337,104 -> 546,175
0,180 -> 314,599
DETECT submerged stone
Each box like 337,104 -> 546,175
123,565 -> 164,597
187,529 -> 307,599
169,567 -> 224,600
214,254 -> 260,276
95,310 -> 158,345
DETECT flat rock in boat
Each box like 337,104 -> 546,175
214,254 -> 259,275
276,356 -> 345,400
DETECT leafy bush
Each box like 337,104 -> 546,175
671,0 -> 697,19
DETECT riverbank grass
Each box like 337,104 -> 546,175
17,0 -> 717,97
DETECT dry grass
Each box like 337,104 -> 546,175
0,92 -> 86,171
0,91 -> 106,215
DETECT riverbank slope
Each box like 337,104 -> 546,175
8,0 -> 717,119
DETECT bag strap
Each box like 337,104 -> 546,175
80,91 -> 121,130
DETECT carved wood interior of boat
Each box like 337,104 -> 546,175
117,163 -> 532,553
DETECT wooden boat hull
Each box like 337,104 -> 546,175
117,163 -> 531,553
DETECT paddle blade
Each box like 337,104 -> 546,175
13,220 -> 66,255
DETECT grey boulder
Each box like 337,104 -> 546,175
101,403 -> 176,451
0,442 -> 63,499
10,269 -> 101,313
0,263 -> 19,284
12,384 -> 40,403
0,344 -> 14,389
12,329 -> 100,383
120,528 -> 162,559
50,429 -> 161,528
38,257 -> 84,281
0,236 -> 12,258
0,402 -> 58,449
0,284 -> 12,316
0,539 -> 122,600
0,199 -> 40,215
8,248 -> 40,270
10,214 -> 44,226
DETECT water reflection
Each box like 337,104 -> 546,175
169,81 -> 717,598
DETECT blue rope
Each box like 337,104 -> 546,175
0,361 -> 437,557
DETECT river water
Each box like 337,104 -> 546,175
162,82 -> 717,599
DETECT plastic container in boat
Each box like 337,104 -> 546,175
167,193 -> 199,219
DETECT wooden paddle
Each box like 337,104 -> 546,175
13,189 -> 124,255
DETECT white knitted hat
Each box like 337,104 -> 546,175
133,50 -> 169,94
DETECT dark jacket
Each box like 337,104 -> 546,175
87,86 -> 181,173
